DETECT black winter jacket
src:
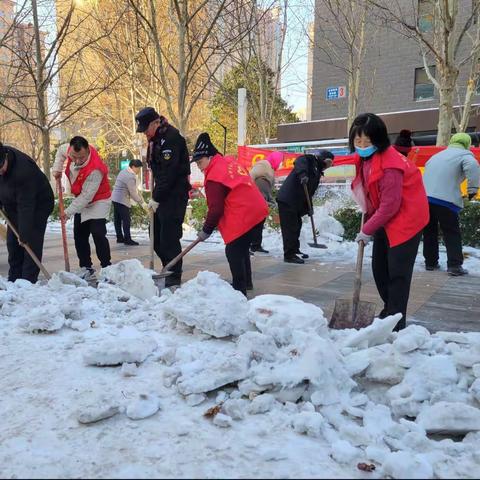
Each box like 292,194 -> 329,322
0,146 -> 54,243
148,125 -> 191,202
276,152 -> 332,215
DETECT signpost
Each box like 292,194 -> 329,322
325,86 -> 347,100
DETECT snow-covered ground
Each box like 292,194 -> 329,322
1,264 -> 480,479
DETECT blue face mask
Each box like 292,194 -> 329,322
355,145 -> 378,157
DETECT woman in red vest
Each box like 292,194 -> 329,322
338,113 -> 429,331
192,133 -> 268,296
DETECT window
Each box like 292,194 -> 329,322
418,0 -> 434,32
414,66 -> 435,100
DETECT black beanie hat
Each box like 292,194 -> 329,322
191,133 -> 218,162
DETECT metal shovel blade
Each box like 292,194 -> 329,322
308,242 -> 328,249
329,298 -> 376,330
152,271 -> 174,280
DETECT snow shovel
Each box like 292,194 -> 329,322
152,237 -> 202,280
148,171 -> 155,272
56,177 -> 70,272
0,209 -> 51,280
329,216 -> 375,330
303,183 -> 327,249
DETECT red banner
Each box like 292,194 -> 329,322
237,146 -> 302,177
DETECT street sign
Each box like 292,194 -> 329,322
325,86 -> 347,100
119,159 -> 129,170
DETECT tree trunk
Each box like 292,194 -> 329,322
32,0 -> 50,176
436,67 -> 458,145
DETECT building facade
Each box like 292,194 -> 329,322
278,0 -> 480,143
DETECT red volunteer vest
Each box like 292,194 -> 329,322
204,154 -> 268,244
65,146 -> 111,202
342,146 -> 429,247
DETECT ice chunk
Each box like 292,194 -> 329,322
125,394 -> 160,420
83,336 -> 157,366
176,352 -> 249,395
163,271 -> 250,338
185,394 -> 206,406
100,259 -> 158,300
49,271 -> 88,288
393,325 -> 431,353
248,295 -> 328,345
236,331 -> 278,362
365,346 -> 405,385
416,402 -> 480,435
77,404 -> 120,424
342,314 -> 401,349
18,303 -> 65,333
292,411 -> 326,439
121,363 -> 139,377
222,399 -> 249,420
213,413 -> 233,428
330,440 -> 361,464
380,452 -> 434,479
248,394 -> 277,414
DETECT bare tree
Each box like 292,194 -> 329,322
307,0 -> 369,131
127,0 -> 264,136
370,0 -> 480,145
0,0 -> 126,176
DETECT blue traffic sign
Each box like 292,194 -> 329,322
326,86 -> 347,100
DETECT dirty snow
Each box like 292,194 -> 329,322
1,260 -> 480,478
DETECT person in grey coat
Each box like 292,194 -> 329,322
111,160 -> 148,245
422,132 -> 480,276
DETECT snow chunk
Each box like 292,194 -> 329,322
176,352 -> 249,395
365,346 -> 405,385
292,411 -> 326,439
125,394 -> 160,420
393,325 -> 431,353
213,413 -> 233,428
222,399 -> 249,420
163,271 -> 250,338
83,336 -> 157,366
49,271 -> 88,288
248,394 -> 277,414
330,440 -> 361,464
236,331 -> 278,362
185,394 -> 206,407
416,402 -> 480,435
77,404 -> 120,424
342,314 -> 401,349
380,452 -> 434,479
100,259 -> 158,300
388,355 -> 458,417
248,295 -> 328,345
121,363 -> 138,377
18,303 -> 65,333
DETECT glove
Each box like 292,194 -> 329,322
147,199 -> 159,212
355,231 -> 372,245
300,176 -> 308,186
197,230 -> 211,241
468,192 -> 477,200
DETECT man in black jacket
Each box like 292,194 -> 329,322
0,143 -> 54,282
135,107 -> 191,287
276,150 -> 333,264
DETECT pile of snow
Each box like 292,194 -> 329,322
2,268 -> 480,478
162,271 -> 251,337
100,259 -> 158,300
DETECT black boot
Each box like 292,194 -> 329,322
284,254 -> 305,264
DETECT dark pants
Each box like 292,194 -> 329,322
372,228 -> 421,331
113,201 -> 132,241
7,204 -> 52,283
278,201 -> 302,258
423,203 -> 463,268
225,224 -> 259,296
250,220 -> 265,250
153,195 -> 188,287
74,214 -> 111,269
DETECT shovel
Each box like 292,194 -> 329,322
303,184 -> 327,249
0,209 -> 51,280
56,177 -> 70,272
152,237 -> 202,280
329,217 -> 375,330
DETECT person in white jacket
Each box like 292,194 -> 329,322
52,136 -> 112,279
111,159 -> 148,245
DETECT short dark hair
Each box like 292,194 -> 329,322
348,113 -> 390,153
69,136 -> 89,152
129,159 -> 143,168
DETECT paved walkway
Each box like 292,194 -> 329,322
1,232 -> 479,333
